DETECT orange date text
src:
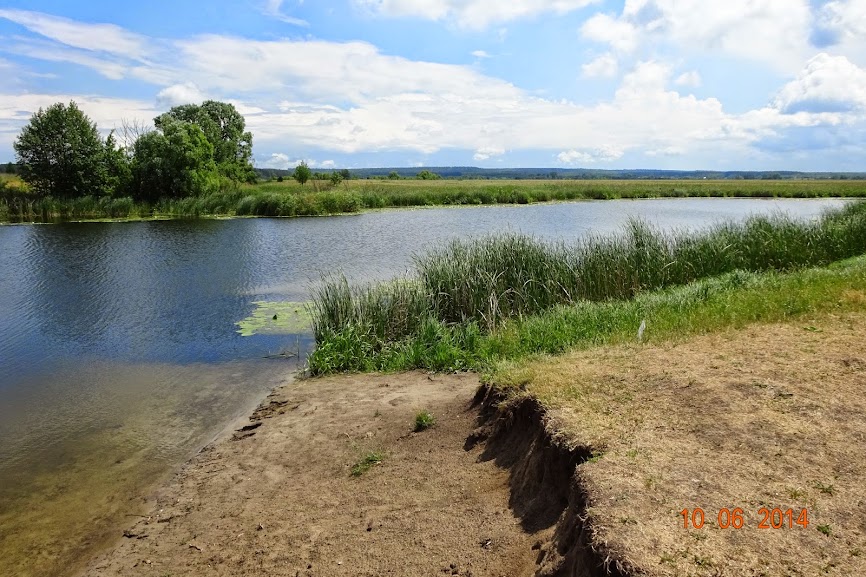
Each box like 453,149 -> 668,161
680,508 -> 809,529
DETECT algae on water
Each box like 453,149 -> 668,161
236,301 -> 312,336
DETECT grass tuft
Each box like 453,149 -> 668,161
414,410 -> 436,432
350,451 -> 385,477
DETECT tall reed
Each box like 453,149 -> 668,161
310,202 -> 866,356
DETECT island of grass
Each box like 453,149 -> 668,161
302,201 -> 866,576
3,175 -> 866,223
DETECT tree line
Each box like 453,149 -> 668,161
11,100 -> 256,203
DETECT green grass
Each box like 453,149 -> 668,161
414,410 -> 436,432
308,232 -> 866,375
3,178 -> 866,223
350,451 -> 385,477
308,201 -> 866,374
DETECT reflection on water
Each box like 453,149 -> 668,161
0,198 -> 852,576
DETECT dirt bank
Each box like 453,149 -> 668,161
79,372 -> 568,577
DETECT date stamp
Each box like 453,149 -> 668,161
680,507 -> 809,530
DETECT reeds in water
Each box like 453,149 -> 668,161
309,202 -> 866,365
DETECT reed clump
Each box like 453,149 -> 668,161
308,201 -> 866,374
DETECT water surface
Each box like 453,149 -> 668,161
0,198 -> 851,576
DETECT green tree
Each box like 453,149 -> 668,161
330,170 -> 343,185
102,132 -> 132,197
131,120 -> 216,202
3,162 -> 15,174
155,100 -> 255,183
388,171 -> 400,180
293,161 -> 311,185
339,168 -> 351,180
416,170 -> 440,180
13,101 -> 109,199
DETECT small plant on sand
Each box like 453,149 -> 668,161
814,481 -> 834,495
351,451 -> 384,477
818,524 -> 832,536
414,410 -> 435,432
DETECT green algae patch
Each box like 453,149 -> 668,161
236,301 -> 312,336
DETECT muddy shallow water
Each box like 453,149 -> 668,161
0,198 -> 851,576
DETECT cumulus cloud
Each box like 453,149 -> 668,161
262,152 -> 292,169
156,83 -> 206,108
473,146 -> 505,160
471,50 -> 491,58
582,53 -> 618,78
352,0 -> 600,29
1,8 -> 866,169
581,13 -> 639,52
581,0 -> 813,73
675,70 -> 701,88
260,153 -> 337,169
557,145 -> 623,164
773,53 -> 866,113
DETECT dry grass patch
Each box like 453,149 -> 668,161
497,311 -> 866,576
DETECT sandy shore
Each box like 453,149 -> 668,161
77,371 -> 550,577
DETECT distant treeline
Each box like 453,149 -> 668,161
255,166 -> 866,181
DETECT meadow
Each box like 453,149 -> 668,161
2,176 -> 866,222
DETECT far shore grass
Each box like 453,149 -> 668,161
2,176 -> 866,223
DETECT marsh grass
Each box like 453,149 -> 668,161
4,178 -> 866,223
308,202 -> 866,374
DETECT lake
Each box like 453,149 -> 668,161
0,197 -> 851,576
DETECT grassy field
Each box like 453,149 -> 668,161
308,201 -> 866,374
2,178 -> 866,222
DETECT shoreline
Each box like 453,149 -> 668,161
72,310 -> 866,576
3,179 -> 863,225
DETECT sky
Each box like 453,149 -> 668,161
1,1 -> 866,171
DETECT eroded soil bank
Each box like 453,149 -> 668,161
79,371 -> 600,577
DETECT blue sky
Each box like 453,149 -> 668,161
1,0 -> 866,171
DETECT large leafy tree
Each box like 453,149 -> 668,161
132,120 -> 216,202
14,101 -> 110,199
155,101 -> 255,183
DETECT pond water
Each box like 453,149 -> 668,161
0,197 -> 851,576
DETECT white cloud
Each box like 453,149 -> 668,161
262,152 -> 292,169
156,83 -> 206,108
582,0 -> 813,73
1,37 -> 128,79
260,153 -> 337,169
675,70 -> 701,88
557,145 -> 623,164
353,0 -> 600,29
582,53 -> 618,78
473,146 -> 505,160
0,8 -> 149,59
773,53 -> 866,113
817,0 -> 866,42
581,13 -> 639,52
2,9 -> 866,169
471,50 -> 491,58
262,0 -> 309,26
